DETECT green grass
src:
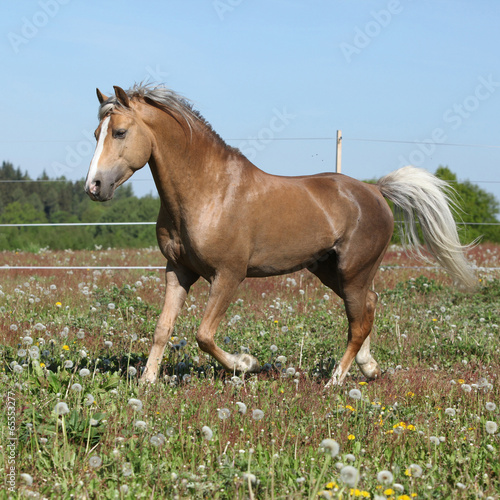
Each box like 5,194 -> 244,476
0,245 -> 499,499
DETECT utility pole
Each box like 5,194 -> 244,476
336,130 -> 342,173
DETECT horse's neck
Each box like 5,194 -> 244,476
148,118 -> 249,223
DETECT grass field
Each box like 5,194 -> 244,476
0,244 -> 499,499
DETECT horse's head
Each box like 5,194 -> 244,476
85,86 -> 153,202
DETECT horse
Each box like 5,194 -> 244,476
84,83 -> 476,386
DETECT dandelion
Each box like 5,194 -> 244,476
236,402 -> 247,415
485,421 -> 498,435
64,360 -> 74,369
71,383 -> 82,392
485,402 -> 496,412
394,483 -> 404,492
128,398 -> 143,411
456,482 -> 466,489
429,436 -> 440,445
13,364 -> 23,374
104,340 -> 113,348
348,434 -> 355,441
134,420 -> 147,431
243,472 -> 258,484
122,462 -> 133,477
319,438 -> 340,458
218,408 -> 231,420
34,323 -> 46,331
17,349 -> 27,358
252,409 -> 264,421
55,302 -> 62,307
79,368 -> 90,377
407,464 -> 423,478
120,485 -> 129,495
107,302 -> 116,310
20,473 -> 33,486
62,345 -> 70,351
286,367 -> 296,377
77,330 -> 85,339
89,418 -> 99,426
349,389 -> 362,400
461,384 -> 472,393
444,408 -> 456,416
377,470 -> 393,484
128,366 -> 137,377
339,465 -> 359,487
23,336 -> 33,345
10,324 -> 19,332
54,402 -> 70,416
150,433 -> 166,447
345,453 -> 356,462
201,425 -> 213,440
270,344 -> 278,352
276,355 -> 287,364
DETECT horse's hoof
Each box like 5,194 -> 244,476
235,354 -> 261,373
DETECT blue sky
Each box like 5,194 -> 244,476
1,0 -> 499,205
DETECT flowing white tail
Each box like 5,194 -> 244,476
377,166 -> 477,290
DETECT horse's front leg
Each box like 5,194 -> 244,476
140,263 -> 199,383
196,272 -> 260,373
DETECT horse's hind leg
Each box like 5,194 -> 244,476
311,251 -> 385,387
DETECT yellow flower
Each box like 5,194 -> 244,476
432,318 -> 437,322
55,301 -> 62,307
345,405 -> 355,412
326,482 -> 336,489
62,345 -> 69,351
384,489 -> 395,496
358,381 -> 367,386
397,496 -> 411,500
458,379 -> 465,384
40,363 -> 45,368
407,424 -> 416,431
406,391 -> 415,397
348,434 -> 355,440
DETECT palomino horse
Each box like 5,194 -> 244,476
85,84 -> 476,386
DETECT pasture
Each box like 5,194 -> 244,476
1,244 -> 499,499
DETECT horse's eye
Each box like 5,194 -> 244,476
114,129 -> 127,139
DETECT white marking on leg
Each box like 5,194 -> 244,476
86,116 -> 110,191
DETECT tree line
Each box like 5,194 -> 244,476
0,161 -> 498,252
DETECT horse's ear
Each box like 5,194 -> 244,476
96,88 -> 108,104
113,86 -> 130,108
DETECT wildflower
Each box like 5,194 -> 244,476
394,483 -> 404,492
429,436 -> 440,445
461,384 -> 472,393
377,470 -> 394,484
23,336 -> 33,345
79,368 -> 90,377
456,482 -> 466,489
286,367 -> 296,377
339,465 -> 359,487
485,421 -> 498,435
345,453 -> 356,462
77,330 -> 85,339
406,464 -> 423,478
150,433 -> 166,447
89,418 -> 99,426
71,383 -> 82,392
348,434 -> 355,440
218,408 -> 231,420
128,398 -> 143,411
34,323 -> 46,331
107,303 -> 115,310
201,425 -> 213,440
319,438 -> 340,458
10,324 -> 19,332
55,301 -> 62,307
62,345 -> 70,351
276,355 -> 287,364
54,402 -> 70,416
17,349 -> 27,358
384,489 -> 395,496
242,472 -> 258,484
296,477 -> 306,483
64,360 -> 74,369
20,473 -> 33,486
252,409 -> 264,421
104,340 -> 113,348
485,402 -> 496,412
122,462 -> 133,476
349,389 -> 362,400
444,408 -> 456,416
270,344 -> 278,352
236,402 -> 247,415
134,420 -> 147,431
128,366 -> 137,376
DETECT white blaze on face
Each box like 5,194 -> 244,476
86,116 -> 110,192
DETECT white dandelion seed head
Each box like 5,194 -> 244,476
201,425 -> 213,440
345,453 -> 356,462
122,462 -> 133,477
13,364 -> 23,374
128,366 -> 137,376
429,436 -> 440,445
339,465 -> 359,487
236,402 -> 247,415
17,349 -> 27,358
461,384 -> 472,393
20,473 -> 33,486
79,368 -> 90,377
89,455 -> 102,468
276,355 -> 287,364
270,345 -> 278,353
242,472 -> 258,484
444,408 -> 456,416
89,418 -> 99,426
34,323 -> 46,331
286,367 -> 296,377
377,470 -> 394,484
104,340 -> 113,348
54,402 -> 70,416
319,438 -> 340,458
348,389 -> 362,400
64,360 -> 74,369
107,302 -> 115,310
71,383 -> 82,392
134,420 -> 147,431
128,398 -> 143,412
408,464 -> 423,478
485,421 -> 498,435
485,402 -> 496,412
252,409 -> 264,421
217,408 -> 231,420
